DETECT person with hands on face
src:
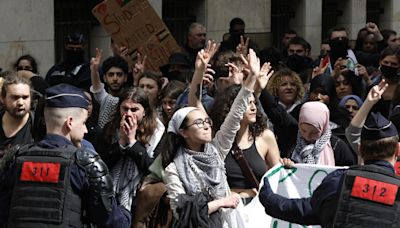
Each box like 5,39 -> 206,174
162,41 -> 261,227
98,86 -> 165,215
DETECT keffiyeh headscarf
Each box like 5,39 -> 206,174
291,102 -> 335,165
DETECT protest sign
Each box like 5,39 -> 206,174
242,164 -> 347,228
92,0 -> 181,71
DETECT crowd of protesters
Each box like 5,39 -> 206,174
1,17 -> 400,227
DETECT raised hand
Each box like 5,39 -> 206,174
90,48 -> 103,72
312,57 -> 329,79
356,64 -> 372,85
246,49 -> 261,77
203,67 -> 215,87
366,79 -> 388,104
225,62 -> 245,85
366,22 -> 379,35
333,57 -> 345,74
257,62 -> 274,90
236,35 -> 250,56
366,22 -> 383,41
242,49 -> 260,91
134,53 -> 147,75
195,40 -> 220,70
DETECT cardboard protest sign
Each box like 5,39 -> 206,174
242,164 -> 347,228
92,0 -> 181,71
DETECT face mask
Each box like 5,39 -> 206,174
64,49 -> 84,66
329,38 -> 349,60
286,54 -> 311,73
379,65 -> 399,79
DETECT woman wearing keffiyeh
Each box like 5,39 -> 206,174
291,101 -> 356,166
161,41 -> 262,228
291,101 -> 335,165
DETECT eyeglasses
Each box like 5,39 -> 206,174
185,117 -> 213,129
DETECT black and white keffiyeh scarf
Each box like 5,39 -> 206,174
174,143 -> 227,199
291,129 -> 332,164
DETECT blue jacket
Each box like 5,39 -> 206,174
0,134 -> 131,228
259,160 -> 395,226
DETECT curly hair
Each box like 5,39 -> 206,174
266,68 -> 304,102
210,84 -> 268,139
101,56 -> 129,75
104,87 -> 158,145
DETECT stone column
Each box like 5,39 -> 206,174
337,0 -> 367,40
290,0 -> 323,57
205,0 -> 271,43
380,0 -> 400,32
0,0 -> 54,75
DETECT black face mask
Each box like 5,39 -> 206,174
286,54 -> 312,73
167,70 -> 186,83
329,38 -> 349,60
379,65 -> 399,79
64,49 -> 84,66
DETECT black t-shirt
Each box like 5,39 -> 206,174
0,112 -> 33,159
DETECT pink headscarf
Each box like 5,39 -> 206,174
299,101 -> 330,136
298,101 -> 335,165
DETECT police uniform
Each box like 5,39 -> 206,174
259,112 -> 400,228
0,84 -> 131,227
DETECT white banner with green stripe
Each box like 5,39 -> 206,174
241,164 -> 347,227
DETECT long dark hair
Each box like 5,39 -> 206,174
210,84 -> 268,139
104,87 -> 157,145
162,116 -> 189,168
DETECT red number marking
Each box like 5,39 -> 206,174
351,176 -> 398,205
20,162 -> 60,183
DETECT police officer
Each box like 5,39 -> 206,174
259,112 -> 400,227
0,84 -> 131,227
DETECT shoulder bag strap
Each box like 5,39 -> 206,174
231,143 -> 260,189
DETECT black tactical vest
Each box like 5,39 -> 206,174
7,144 -> 84,228
333,165 -> 400,228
